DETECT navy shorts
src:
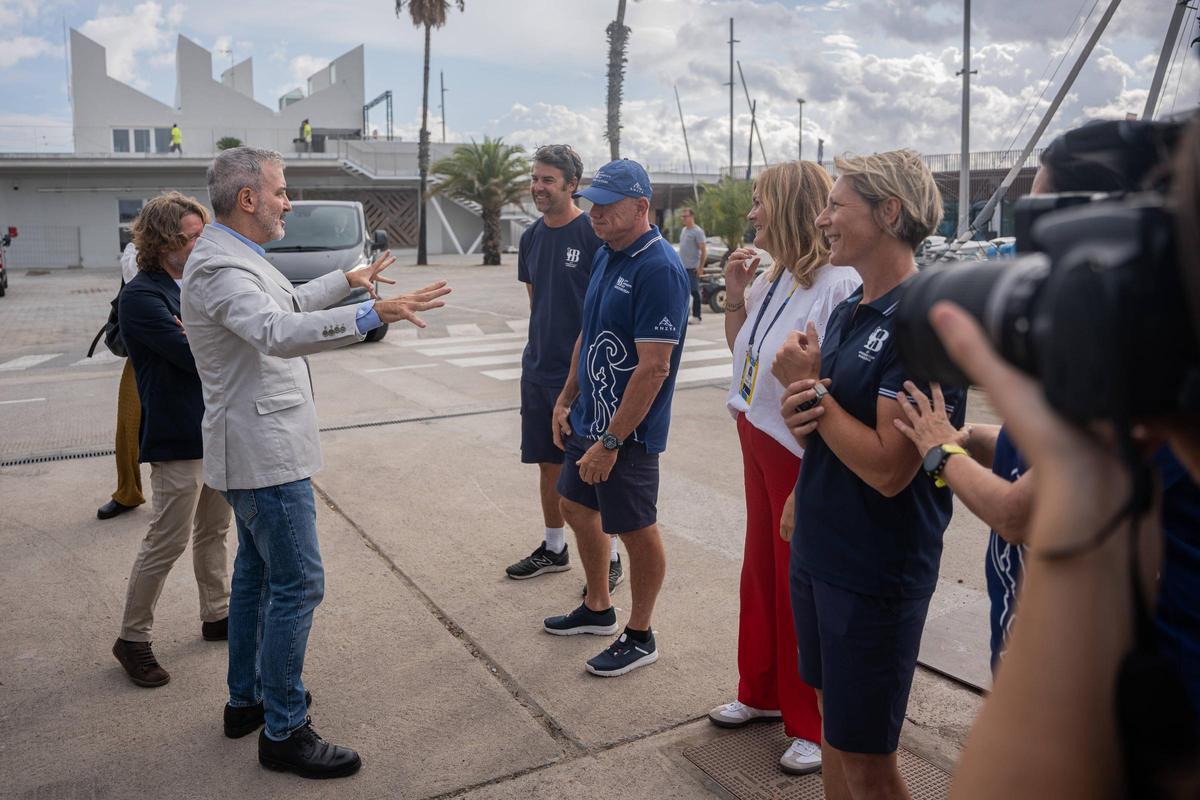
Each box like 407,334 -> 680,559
556,433 -> 659,534
789,563 -> 932,754
520,379 -> 564,464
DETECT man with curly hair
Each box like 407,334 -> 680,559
111,191 -> 232,689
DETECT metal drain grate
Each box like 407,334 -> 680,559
683,722 -> 951,800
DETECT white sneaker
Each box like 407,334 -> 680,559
707,700 -> 782,728
780,738 -> 822,775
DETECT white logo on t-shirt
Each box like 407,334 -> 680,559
614,277 -> 633,294
564,247 -> 581,267
654,316 -> 676,333
858,326 -> 890,362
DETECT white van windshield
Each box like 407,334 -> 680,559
265,205 -> 362,252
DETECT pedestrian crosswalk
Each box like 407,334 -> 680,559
0,319 -> 737,392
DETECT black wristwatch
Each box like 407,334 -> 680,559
922,443 -> 968,488
600,431 -> 623,451
797,382 -> 829,412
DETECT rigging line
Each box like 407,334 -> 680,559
1168,5 -> 1198,116
1002,0 -> 1100,153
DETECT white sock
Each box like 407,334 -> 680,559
610,536 -> 620,561
544,527 -> 566,553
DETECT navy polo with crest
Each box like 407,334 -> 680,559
569,225 -> 691,453
518,214 -> 603,387
792,279 -> 967,598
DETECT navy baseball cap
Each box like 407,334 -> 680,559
574,159 -> 653,205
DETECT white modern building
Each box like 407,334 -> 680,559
0,31 -> 532,268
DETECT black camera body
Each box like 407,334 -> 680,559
895,118 -> 1200,426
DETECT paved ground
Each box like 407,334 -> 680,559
0,257 -> 990,799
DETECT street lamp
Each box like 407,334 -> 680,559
797,98 -> 806,161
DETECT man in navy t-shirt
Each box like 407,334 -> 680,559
542,159 -> 690,678
505,145 -> 621,589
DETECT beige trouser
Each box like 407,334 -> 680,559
119,459 -> 231,642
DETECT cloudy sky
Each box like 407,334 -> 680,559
0,0 -> 1195,170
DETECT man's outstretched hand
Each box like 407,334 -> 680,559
346,251 -> 398,299
373,281 -> 452,328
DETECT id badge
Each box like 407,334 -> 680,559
739,354 -> 759,403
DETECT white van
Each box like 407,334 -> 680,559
263,200 -> 391,341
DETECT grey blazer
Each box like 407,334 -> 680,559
181,224 -> 362,491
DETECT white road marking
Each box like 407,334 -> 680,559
675,364 -> 733,384
391,331 -> 527,348
448,353 -> 523,367
363,363 -> 442,374
416,341 -> 527,357
480,367 -> 524,381
0,397 -> 46,405
506,319 -> 529,332
0,354 -> 61,371
446,323 -> 485,337
679,348 -> 732,364
72,352 -> 124,367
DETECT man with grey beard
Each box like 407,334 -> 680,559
182,146 -> 450,779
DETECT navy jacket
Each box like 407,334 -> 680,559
118,269 -> 204,463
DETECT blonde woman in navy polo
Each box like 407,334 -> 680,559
707,161 -> 859,776
771,150 -> 964,798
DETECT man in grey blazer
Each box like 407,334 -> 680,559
182,147 -> 450,779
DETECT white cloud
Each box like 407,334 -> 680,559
822,34 -> 857,49
0,35 -> 56,69
79,2 -> 183,88
0,0 -> 42,28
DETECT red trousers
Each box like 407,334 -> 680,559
735,412 -> 822,741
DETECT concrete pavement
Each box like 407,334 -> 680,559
0,259 -> 986,798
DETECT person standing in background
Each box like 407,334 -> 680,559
97,241 -> 145,520
678,208 -> 707,323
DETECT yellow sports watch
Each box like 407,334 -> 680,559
923,443 -> 968,488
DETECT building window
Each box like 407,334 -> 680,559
154,128 -> 172,153
329,63 -> 336,84
112,129 -> 130,153
133,129 -> 151,153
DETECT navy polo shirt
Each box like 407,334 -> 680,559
793,279 -> 967,598
518,214 -> 603,387
569,226 -> 690,453
986,427 -> 1027,670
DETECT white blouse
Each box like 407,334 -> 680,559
725,264 -> 860,458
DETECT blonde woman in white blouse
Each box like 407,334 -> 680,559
707,160 -> 859,776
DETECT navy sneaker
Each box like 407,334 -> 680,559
543,603 -> 619,636
506,543 -> 571,580
581,554 -> 625,598
585,631 -> 659,677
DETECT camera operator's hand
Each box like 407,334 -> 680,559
893,381 -> 969,457
928,302 -> 1135,549
773,322 -> 822,386
724,247 -> 760,306
373,281 -> 452,328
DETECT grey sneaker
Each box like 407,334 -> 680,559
543,603 -> 619,636
506,543 -> 570,579
581,554 -> 625,598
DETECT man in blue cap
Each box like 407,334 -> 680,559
543,159 -> 691,677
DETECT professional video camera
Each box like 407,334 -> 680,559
894,116 -> 1200,425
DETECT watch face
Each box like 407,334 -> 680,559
602,433 -> 620,450
922,446 -> 945,475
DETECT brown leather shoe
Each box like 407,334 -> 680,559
201,617 -> 228,641
112,638 -> 170,687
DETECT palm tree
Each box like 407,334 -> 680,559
693,178 -> 752,261
604,0 -> 631,161
431,137 -> 529,266
396,0 -> 465,265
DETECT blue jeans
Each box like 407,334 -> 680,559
222,478 -> 324,741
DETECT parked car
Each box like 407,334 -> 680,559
262,201 -> 390,341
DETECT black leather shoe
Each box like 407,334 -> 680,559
201,617 -> 228,641
258,720 -> 360,779
225,691 -> 313,739
97,499 -> 136,520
